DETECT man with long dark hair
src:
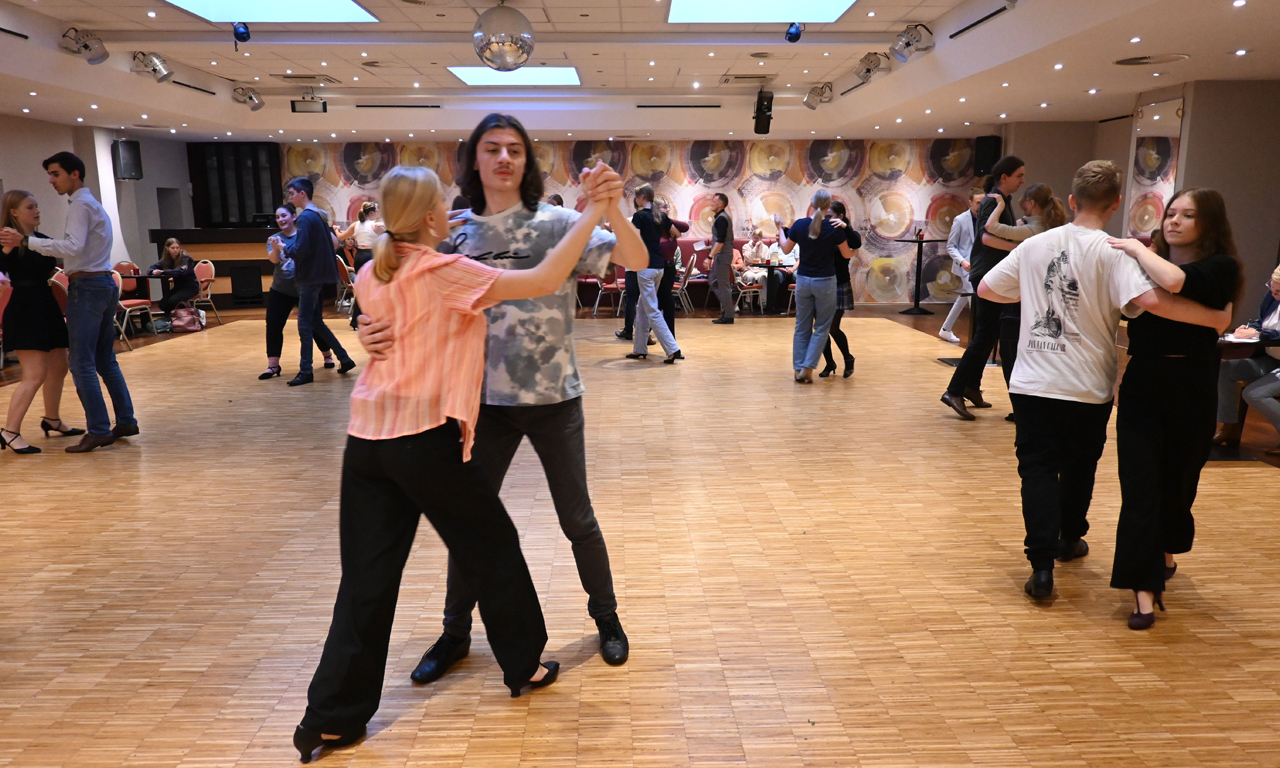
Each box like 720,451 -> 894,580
941,156 -> 1026,419
357,113 -> 647,680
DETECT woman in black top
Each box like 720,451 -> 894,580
148,238 -> 200,317
1107,188 -> 1242,630
0,190 -> 83,455
775,190 -> 858,383
820,201 -> 862,378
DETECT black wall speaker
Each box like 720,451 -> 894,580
753,90 -> 773,135
974,135 -> 1002,177
229,265 -> 265,306
112,139 -> 143,181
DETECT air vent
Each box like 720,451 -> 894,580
1115,54 -> 1189,66
172,80 -> 215,95
130,124 -> 171,130
749,52 -> 773,59
355,104 -> 442,109
272,73 -> 341,85
719,74 -> 773,85
361,60 -> 394,68
637,104 -> 721,109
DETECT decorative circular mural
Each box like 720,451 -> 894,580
866,256 -> 908,302
689,193 -> 728,238
534,142 -> 561,180
867,140 -> 912,181
926,193 -> 969,239
926,139 -> 974,185
341,142 -> 396,186
345,194 -> 378,224
630,141 -> 674,182
747,140 -> 792,181
570,141 -> 627,184
868,190 -> 915,239
1129,191 -> 1165,235
285,145 -> 330,183
748,190 -> 795,237
685,140 -> 744,187
804,140 -> 864,186
1134,137 -> 1175,184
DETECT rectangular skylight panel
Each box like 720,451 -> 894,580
448,67 -> 581,86
163,0 -> 378,23
668,0 -> 856,23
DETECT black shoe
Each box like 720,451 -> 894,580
596,612 -> 629,665
111,423 -> 140,439
338,359 -> 357,374
293,725 -> 365,764
663,351 -> 681,364
40,418 -> 85,437
323,358 -> 336,369
0,429 -> 41,454
712,317 -> 734,324
818,361 -> 837,378
288,372 -> 314,387
258,365 -> 282,380
1005,413 -> 1017,423
1127,591 -> 1165,631
410,634 -> 470,684
1056,539 -> 1089,562
65,433 -> 117,453
509,661 -> 560,698
625,352 -> 648,360
940,392 -> 975,421
1024,570 -> 1053,599
843,355 -> 856,378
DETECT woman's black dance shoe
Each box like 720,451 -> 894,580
509,661 -> 560,698
293,725 -> 365,763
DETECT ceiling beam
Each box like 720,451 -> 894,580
97,31 -> 898,47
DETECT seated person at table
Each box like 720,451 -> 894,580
148,238 -> 200,317
765,237 -> 797,313
742,229 -> 769,263
1214,264 -> 1280,452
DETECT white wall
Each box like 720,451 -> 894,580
114,136 -> 194,266
0,114 -> 77,239
1002,122 -> 1097,216
1092,118 -> 1134,236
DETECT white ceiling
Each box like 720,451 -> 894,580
0,0 -> 1276,142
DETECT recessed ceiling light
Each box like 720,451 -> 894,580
1153,72 -> 1162,76
999,113 -> 1007,118
147,11 -> 156,17
182,123 -> 187,126
693,81 -> 700,88
964,122 -> 970,125
141,113 -> 148,119
413,82 -> 420,87
286,69 -> 292,73
810,130 -> 816,134
321,61 -> 327,66
823,52 -> 829,56
254,76 -> 260,80
786,83 -> 791,86
352,129 -> 357,133
331,133 -> 336,137
1236,49 -> 1247,56
836,135 -> 841,139
22,108 -> 29,113
90,104 -> 98,109
361,52 -> 367,57
567,132 -> 572,136
925,109 -> 932,114
1234,0 -> 1245,6
958,97 -> 966,102
759,61 -> 765,65
28,91 -> 36,96
352,76 -> 358,81
1054,63 -> 1063,69
210,61 -> 217,65
895,117 -> 902,122
874,125 -> 879,129
1154,115 -> 1162,120
170,129 -> 176,133
244,52 -> 250,56
1040,102 -> 1048,107
803,69 -> 809,73
649,61 -> 655,66
1088,88 -> 1098,94
226,131 -> 231,135
649,77 -> 654,81
867,11 -> 875,16
1001,82 -> 1009,87
728,131 -> 733,135
708,52 -> 714,56
937,128 -> 944,133
313,139 -> 318,142
385,138 -> 389,142
1130,36 -> 1141,43
278,129 -> 283,133
77,117 -> 83,122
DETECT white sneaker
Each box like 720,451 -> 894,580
939,329 -> 960,344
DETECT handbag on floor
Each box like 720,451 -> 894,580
171,306 -> 204,333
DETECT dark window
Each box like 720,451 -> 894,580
188,142 -> 282,228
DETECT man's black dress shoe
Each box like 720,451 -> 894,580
410,633 -> 470,684
940,392 -> 975,421
288,372 -> 314,387
711,317 -> 734,324
1025,570 -> 1053,599
1057,539 -> 1089,562
338,359 -> 357,374
596,612 -> 629,665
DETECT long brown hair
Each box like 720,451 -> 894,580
1,190 -> 36,234
160,238 -> 190,270
1151,188 -> 1244,304
1022,184 -> 1068,229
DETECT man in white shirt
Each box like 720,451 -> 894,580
978,160 -> 1232,599
0,152 -> 136,452
939,188 -> 984,343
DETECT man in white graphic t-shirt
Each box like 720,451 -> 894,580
978,161 -> 1233,600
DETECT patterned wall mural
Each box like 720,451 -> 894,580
282,138 -> 982,304
1126,136 -> 1179,239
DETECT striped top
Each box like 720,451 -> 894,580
346,244 -> 500,460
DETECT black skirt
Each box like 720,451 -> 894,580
2,281 -> 69,352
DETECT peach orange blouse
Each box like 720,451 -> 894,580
347,244 -> 500,460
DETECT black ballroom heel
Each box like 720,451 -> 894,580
0,429 -> 41,454
509,661 -> 560,698
625,353 -> 647,360
40,418 -> 85,437
293,724 -> 365,764
818,360 -> 837,378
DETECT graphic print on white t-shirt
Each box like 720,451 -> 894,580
1028,250 -> 1082,349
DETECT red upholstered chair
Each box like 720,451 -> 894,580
786,283 -> 797,316
593,265 -> 624,317
191,260 -> 221,325
335,255 -> 355,313
576,273 -> 599,312
49,271 -> 69,315
111,271 -> 144,350
114,266 -> 158,339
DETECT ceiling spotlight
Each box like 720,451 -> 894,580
889,24 -> 934,63
1088,88 -> 1098,94
473,1 -> 535,71
1130,37 -> 1141,43
999,113 -> 1007,118
784,22 -> 803,43
132,51 -> 173,83
1053,63 -> 1063,69
1233,0 -> 1245,6
233,87 -> 265,111
895,117 -> 902,122
170,129 -> 176,133
853,52 -> 889,84
803,82 -> 833,110
59,28 -> 109,65
693,81 -> 700,88
1235,49 -> 1247,56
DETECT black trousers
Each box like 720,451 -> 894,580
302,422 -> 546,733
442,397 -> 617,638
264,288 -> 331,359
659,260 -> 677,338
999,304 -> 1021,387
767,270 -> 795,314
947,289 -> 1003,395
349,248 -> 373,330
1010,394 -> 1113,572
621,270 -> 639,334
158,284 -> 199,315
1110,356 -> 1215,593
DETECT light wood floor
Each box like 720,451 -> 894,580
2,317 -> 1278,767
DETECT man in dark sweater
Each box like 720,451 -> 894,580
269,177 -> 355,386
940,156 -> 1025,419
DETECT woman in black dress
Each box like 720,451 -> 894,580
148,238 -> 200,317
1107,188 -> 1242,630
820,201 -> 862,378
0,190 -> 83,455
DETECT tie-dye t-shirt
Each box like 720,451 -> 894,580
439,201 -> 616,406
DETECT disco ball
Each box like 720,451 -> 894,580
473,3 -> 534,72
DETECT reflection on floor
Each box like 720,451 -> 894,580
1,317 -> 1278,767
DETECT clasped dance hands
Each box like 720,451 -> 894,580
356,160 -> 624,362
0,226 -> 24,250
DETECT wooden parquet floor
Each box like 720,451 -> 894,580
2,317 -> 1279,768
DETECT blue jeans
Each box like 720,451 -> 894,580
66,274 -> 135,436
634,268 -> 678,356
297,284 -> 349,374
793,275 -> 836,371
